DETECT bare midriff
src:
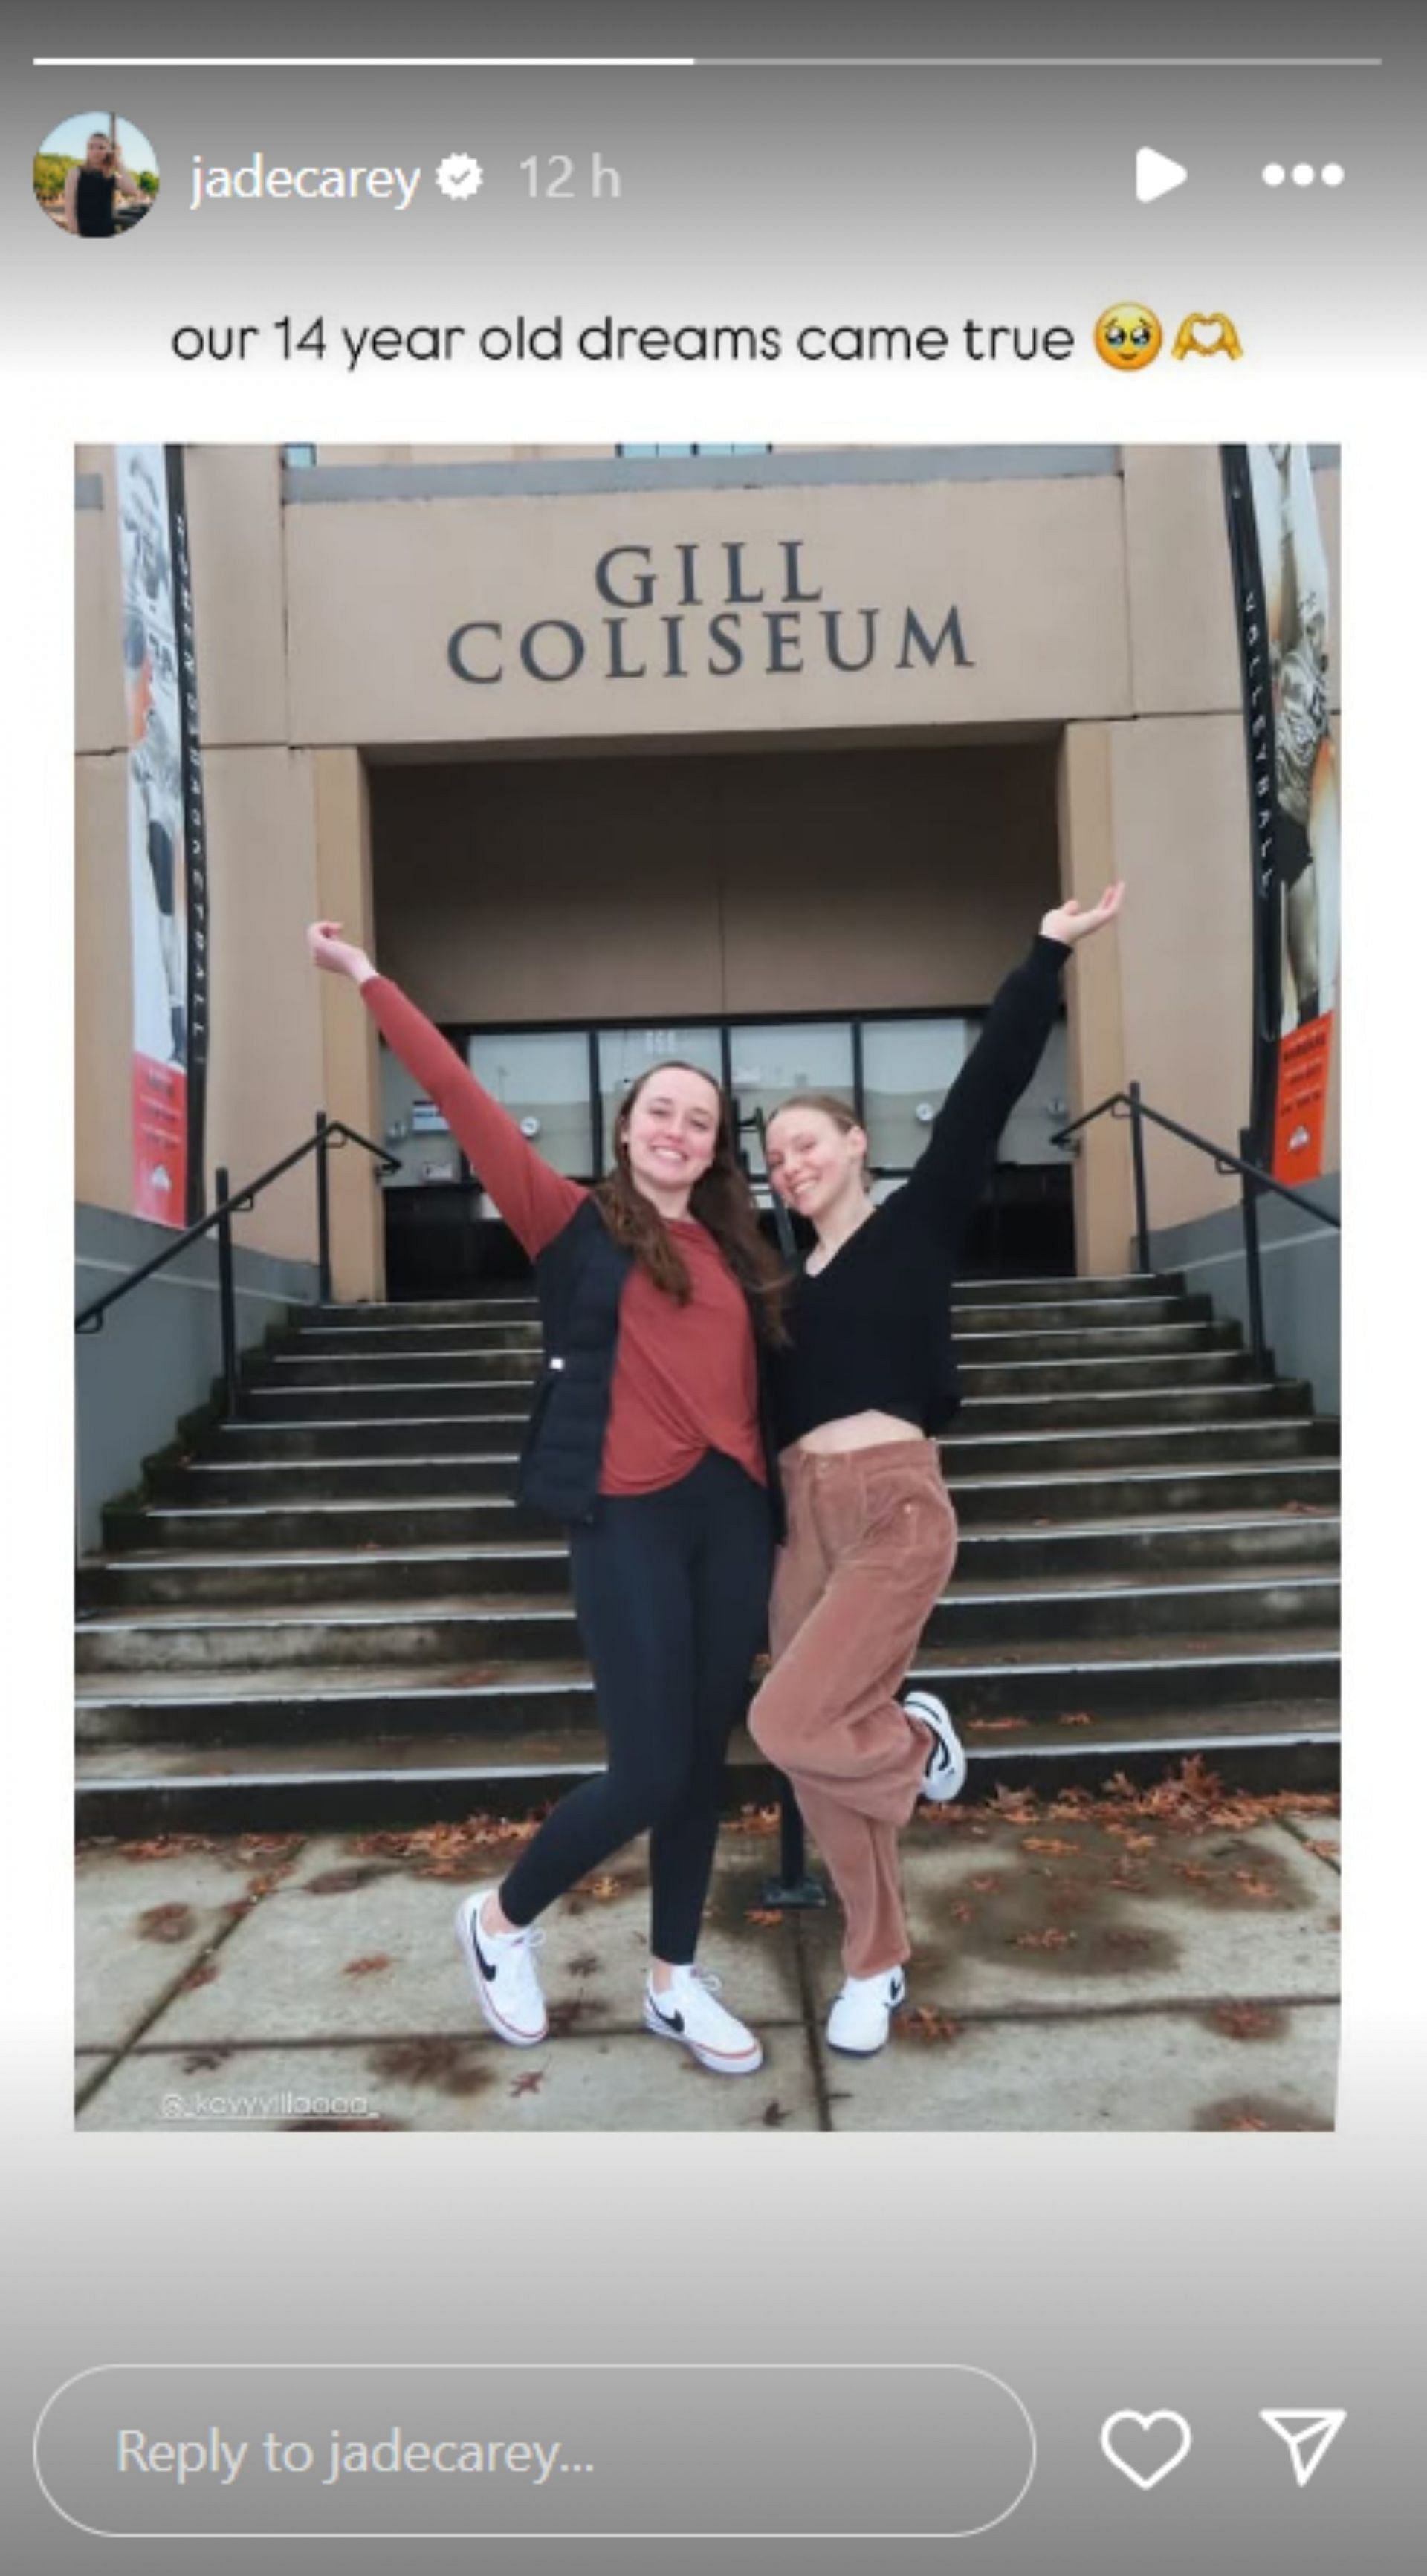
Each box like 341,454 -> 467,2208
780,1409 -> 925,1464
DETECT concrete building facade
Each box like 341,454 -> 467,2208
74,443 -> 1342,1541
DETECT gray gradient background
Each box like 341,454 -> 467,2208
13,7 -> 1426,2569
9,1 -> 1426,379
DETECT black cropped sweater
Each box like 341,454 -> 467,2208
768,934 -> 1071,1448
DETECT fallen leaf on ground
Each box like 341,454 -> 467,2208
304,1866 -> 391,1897
342,1955 -> 392,1977
760,2100 -> 792,2125
1022,1836 -> 1080,1856
546,1999 -> 590,2036
899,2007 -> 960,2043
1058,1710 -> 1093,1727
353,1814 -> 543,1878
136,1903 -> 195,1944
509,2070 -> 546,2097
1209,2002 -> 1280,2040
1013,1927 -> 1077,1951
745,1908 -> 784,1927
989,1788 -> 1039,1821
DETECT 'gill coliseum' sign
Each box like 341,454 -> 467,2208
446,539 -> 973,687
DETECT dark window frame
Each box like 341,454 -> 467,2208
386,1000 -> 1067,1190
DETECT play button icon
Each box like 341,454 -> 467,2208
1137,146 -> 1188,203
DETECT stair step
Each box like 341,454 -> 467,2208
75,1636 -> 1340,1748
285,1293 -> 1212,1357
74,1699 -> 1336,1837
250,1321 -> 1244,1386
75,1572 -> 1340,1677
101,1459 -> 1342,1554
302,1274 -> 1189,1328
76,1511 -> 1340,1611
207,1382 -> 1308,1461
236,1349 -> 1266,1421
145,1418 -> 1335,1505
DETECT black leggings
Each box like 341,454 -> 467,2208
498,1450 -> 774,1962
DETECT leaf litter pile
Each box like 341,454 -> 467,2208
915,1755 -> 1337,1840
886,1758 -> 1340,2025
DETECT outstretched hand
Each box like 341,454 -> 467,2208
1040,882 -> 1125,947
306,920 -> 373,980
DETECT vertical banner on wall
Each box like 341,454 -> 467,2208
1221,444 -> 1340,1182
114,444 -> 210,1226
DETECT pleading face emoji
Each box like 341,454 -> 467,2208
1093,303 -> 1163,370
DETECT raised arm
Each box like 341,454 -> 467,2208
305,921 -> 585,1258
903,883 -> 1124,1254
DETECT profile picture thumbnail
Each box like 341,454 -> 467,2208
35,112 -> 159,237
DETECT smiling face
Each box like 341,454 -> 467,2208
765,1100 -> 868,1230
1093,302 -> 1162,370
618,1062 -> 724,1210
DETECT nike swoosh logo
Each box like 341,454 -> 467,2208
472,1922 -> 498,1982
650,2001 -> 685,2034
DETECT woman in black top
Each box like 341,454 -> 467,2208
64,134 -> 146,236
748,885 -> 1124,2055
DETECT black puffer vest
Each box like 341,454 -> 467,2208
516,1197 -> 784,1534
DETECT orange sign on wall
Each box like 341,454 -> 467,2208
1272,1010 -> 1333,1185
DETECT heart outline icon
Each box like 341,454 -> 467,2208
1101,2410 -> 1194,2489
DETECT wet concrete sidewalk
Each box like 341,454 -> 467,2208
75,1785 -> 1340,2134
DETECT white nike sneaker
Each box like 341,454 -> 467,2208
643,1966 -> 764,2075
453,1887 -> 548,2047
826,1966 -> 907,2057
904,1688 -> 968,1803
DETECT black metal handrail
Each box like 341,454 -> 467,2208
75,1113 -> 400,1418
1051,1081 -> 1340,1373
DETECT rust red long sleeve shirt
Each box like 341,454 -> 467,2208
360,975 -> 765,1497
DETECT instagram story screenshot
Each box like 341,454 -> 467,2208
1,0 -> 1423,2565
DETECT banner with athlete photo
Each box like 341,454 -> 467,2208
1221,445 -> 1340,1183
115,444 -> 210,1224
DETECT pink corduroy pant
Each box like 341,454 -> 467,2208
748,1438 -> 958,1977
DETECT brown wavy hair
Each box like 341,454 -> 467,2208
593,1061 -> 789,1345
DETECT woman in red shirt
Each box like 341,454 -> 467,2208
308,922 -> 786,2076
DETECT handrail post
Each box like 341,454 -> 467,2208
1239,1126 -> 1269,1374
1127,1080 -> 1152,1274
315,1111 -> 333,1308
214,1164 -> 242,1419
762,1779 -> 827,1911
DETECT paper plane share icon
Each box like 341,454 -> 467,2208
1260,2410 -> 1347,2488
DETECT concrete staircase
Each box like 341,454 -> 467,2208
76,1275 -> 1341,1837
